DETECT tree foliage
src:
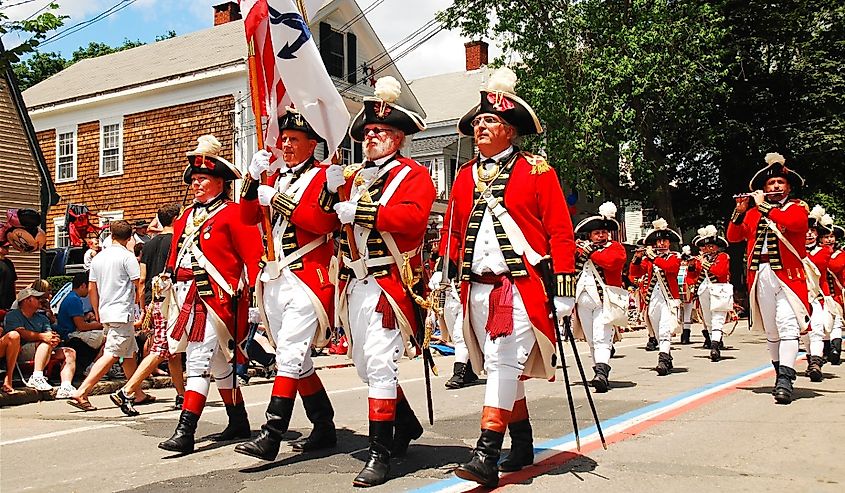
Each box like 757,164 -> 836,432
0,2 -> 65,65
439,0 -> 844,230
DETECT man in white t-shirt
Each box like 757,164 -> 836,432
67,220 -> 147,411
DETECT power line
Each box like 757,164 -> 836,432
38,0 -> 140,47
23,0 -> 52,21
0,0 -> 40,11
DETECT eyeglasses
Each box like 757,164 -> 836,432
364,127 -> 392,136
471,115 -> 504,128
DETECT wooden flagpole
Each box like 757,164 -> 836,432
246,38 -> 276,262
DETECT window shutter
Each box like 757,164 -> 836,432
346,32 -> 357,84
319,22 -> 332,68
354,142 -> 363,163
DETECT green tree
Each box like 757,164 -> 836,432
0,2 -> 65,65
12,50 -> 65,89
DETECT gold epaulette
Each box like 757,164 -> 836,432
794,199 -> 810,212
523,152 -> 552,175
343,163 -> 363,179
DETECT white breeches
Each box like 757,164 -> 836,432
263,271 -> 318,380
683,302 -> 695,328
576,291 -> 614,365
832,314 -> 843,340
443,289 -> 468,364
469,282 -> 535,410
755,264 -> 800,368
346,277 -> 403,400
185,321 -> 236,396
698,289 -> 729,342
648,290 -> 675,353
174,280 -> 234,397
802,299 -> 826,356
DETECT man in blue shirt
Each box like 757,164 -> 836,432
58,272 -> 104,378
4,287 -> 77,396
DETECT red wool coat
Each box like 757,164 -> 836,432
581,241 -> 627,287
240,164 -> 339,319
726,200 -> 810,312
439,153 -> 576,380
807,244 -> 833,297
829,249 -> 845,304
689,252 -> 731,284
338,156 -> 436,338
628,252 -> 682,299
167,200 -> 263,340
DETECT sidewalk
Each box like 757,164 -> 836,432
0,352 -> 354,408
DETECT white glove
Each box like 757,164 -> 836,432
682,245 -> 691,256
325,164 -> 346,193
248,307 -> 261,324
257,185 -> 277,206
428,271 -> 443,290
554,296 -> 576,319
248,150 -> 272,180
153,273 -> 172,294
333,200 -> 357,225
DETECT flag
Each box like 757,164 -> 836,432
240,0 -> 350,159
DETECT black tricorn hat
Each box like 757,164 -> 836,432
643,218 -> 682,245
279,107 -> 325,143
349,76 -> 425,142
832,224 -> 845,242
575,202 -> 620,233
808,205 -> 832,235
183,135 -> 240,184
749,152 -> 805,191
692,225 -> 728,249
458,67 -> 543,137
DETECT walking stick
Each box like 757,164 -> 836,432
540,258 -> 608,451
539,259 -> 582,450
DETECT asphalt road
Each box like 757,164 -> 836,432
1,325 -> 843,493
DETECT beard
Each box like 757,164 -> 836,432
364,133 -> 400,160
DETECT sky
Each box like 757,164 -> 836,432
0,0 -> 502,80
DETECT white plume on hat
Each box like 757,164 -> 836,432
821,214 -> 834,228
764,152 -> 785,165
809,204 -> 826,221
598,201 -> 617,220
652,218 -> 668,230
697,224 -> 718,238
373,76 -> 401,104
486,66 -> 517,93
682,245 -> 691,255
194,135 -> 221,155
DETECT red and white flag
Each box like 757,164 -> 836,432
240,0 -> 350,158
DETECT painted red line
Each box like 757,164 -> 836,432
459,369 -> 775,492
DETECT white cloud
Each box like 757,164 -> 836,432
362,0 -> 502,80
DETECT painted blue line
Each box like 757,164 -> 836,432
412,360 -> 774,493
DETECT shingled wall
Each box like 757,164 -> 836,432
38,95 -> 235,247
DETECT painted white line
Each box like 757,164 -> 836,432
0,423 -> 122,446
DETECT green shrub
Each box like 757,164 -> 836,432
47,275 -> 73,293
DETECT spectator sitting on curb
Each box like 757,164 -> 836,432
0,328 -> 21,393
68,220 -> 147,411
3,287 -> 77,397
58,271 -> 105,378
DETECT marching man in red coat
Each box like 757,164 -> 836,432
572,202 -> 627,392
234,109 -> 340,461
157,136 -> 263,454
437,67 -> 577,488
629,219 -> 682,376
727,152 -> 810,405
823,223 -> 845,365
332,76 -> 435,487
803,205 -> 833,382
689,226 -> 732,362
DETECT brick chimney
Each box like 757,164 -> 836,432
213,2 -> 242,26
464,40 -> 489,71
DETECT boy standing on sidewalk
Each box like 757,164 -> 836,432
68,220 -> 147,411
